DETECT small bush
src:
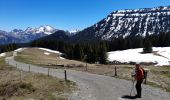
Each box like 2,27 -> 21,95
19,82 -> 36,92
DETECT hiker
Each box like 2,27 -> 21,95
134,63 -> 144,98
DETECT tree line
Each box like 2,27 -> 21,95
1,32 -> 170,64
0,43 -> 18,53
108,32 -> 170,52
31,40 -> 108,64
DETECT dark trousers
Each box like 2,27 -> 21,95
136,80 -> 143,97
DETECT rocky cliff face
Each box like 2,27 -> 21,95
74,6 -> 170,41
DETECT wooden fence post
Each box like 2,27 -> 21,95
20,70 -> 22,82
144,71 -> 148,84
64,70 -> 67,81
85,63 -> 87,71
29,64 -> 30,72
48,68 -> 50,76
115,66 -> 117,76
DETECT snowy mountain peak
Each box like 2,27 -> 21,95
36,25 -> 56,35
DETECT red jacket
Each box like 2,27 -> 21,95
135,67 -> 144,81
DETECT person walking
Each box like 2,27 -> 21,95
134,63 -> 144,98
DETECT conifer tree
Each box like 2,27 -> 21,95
143,34 -> 152,53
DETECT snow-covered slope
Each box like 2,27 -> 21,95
107,47 -> 170,66
75,6 -> 170,41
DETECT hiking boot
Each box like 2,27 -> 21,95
134,95 -> 141,98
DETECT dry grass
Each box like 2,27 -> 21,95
0,56 -> 76,100
15,48 -> 85,67
0,81 -> 35,97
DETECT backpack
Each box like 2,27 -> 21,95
131,67 -> 148,79
140,67 -> 147,79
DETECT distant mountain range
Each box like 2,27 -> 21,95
0,25 -> 60,44
1,6 -> 170,44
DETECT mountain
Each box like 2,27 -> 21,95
39,30 -> 70,41
24,25 -> 56,35
0,25 -> 57,44
73,6 -> 170,41
0,31 -> 20,44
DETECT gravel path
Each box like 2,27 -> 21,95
5,54 -> 170,100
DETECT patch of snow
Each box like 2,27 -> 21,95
59,57 -> 65,60
44,52 -> 50,55
154,47 -> 170,60
0,53 -> 6,57
38,48 -> 62,55
108,47 -> 170,66
106,17 -> 111,22
112,13 -> 125,16
69,30 -> 79,35
44,32 -> 52,35
14,48 -> 25,52
69,30 -> 79,33
39,48 -> 65,59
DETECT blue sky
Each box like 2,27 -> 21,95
0,0 -> 169,31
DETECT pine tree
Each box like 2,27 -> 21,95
143,34 -> 152,53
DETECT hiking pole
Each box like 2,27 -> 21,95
130,78 -> 135,96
